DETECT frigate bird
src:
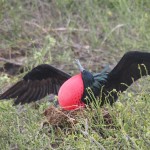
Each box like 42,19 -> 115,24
0,51 -> 150,110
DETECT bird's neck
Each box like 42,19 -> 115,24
81,70 -> 94,88
81,69 -> 109,105
81,70 -> 95,104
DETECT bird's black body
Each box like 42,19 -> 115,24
0,51 -> 150,106
80,69 -> 108,105
81,51 -> 150,105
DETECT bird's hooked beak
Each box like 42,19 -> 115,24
75,59 -> 85,72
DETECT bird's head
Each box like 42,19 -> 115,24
58,60 -> 94,110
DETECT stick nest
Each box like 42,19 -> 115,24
43,105 -> 114,128
43,106 -> 86,127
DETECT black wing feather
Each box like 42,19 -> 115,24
14,81 -> 33,105
0,64 -> 71,105
105,51 -> 150,92
28,81 -> 41,102
98,51 -> 150,105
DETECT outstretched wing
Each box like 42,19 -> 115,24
0,64 -> 71,105
105,51 -> 150,92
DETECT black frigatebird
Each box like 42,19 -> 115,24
0,51 -> 150,110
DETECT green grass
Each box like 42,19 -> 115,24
0,92 -> 150,149
0,0 -> 150,149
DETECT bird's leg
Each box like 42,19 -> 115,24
75,59 -> 85,72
